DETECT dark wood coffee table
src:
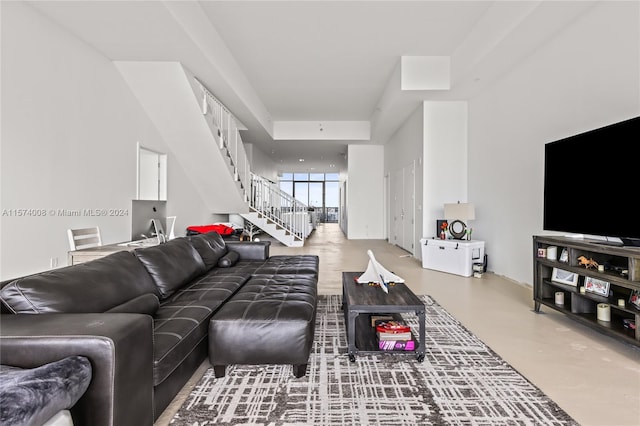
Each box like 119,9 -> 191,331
342,272 -> 426,362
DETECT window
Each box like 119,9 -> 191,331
278,172 -> 340,223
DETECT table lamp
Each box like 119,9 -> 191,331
444,202 -> 475,240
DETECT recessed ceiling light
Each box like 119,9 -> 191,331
299,158 -> 305,162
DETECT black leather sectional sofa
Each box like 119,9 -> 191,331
0,232 -> 319,426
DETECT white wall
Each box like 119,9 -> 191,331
385,101 -> 467,260
346,145 -> 384,239
0,2 -> 213,279
423,102 -> 469,245
245,142 -> 277,182
385,104 -> 424,253
468,1 -> 640,285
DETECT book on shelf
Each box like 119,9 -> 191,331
375,319 -> 412,341
374,320 -> 411,334
378,340 -> 415,351
370,315 -> 394,327
377,331 -> 413,340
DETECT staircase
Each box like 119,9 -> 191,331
197,79 -> 311,247
117,62 -> 309,247
240,174 -> 310,247
195,75 -> 312,247
115,62 -> 248,213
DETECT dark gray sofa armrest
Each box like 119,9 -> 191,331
0,313 -> 154,426
226,241 -> 271,260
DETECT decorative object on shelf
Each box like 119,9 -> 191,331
559,248 -> 569,263
623,318 -> 636,330
577,256 -> 599,269
551,267 -> 579,286
597,264 -> 605,273
554,292 -> 565,305
584,276 -> 610,296
443,202 -> 475,240
596,303 -> 611,322
630,290 -> 640,309
437,220 -> 448,240
435,219 -> 448,239
537,248 -> 547,258
546,246 -> 558,260
535,236 -> 640,349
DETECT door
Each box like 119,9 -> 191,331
391,163 -> 415,254
392,169 -> 403,247
401,163 -> 415,253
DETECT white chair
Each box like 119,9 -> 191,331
67,227 -> 102,251
151,219 -> 166,244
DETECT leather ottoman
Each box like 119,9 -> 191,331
208,275 -> 317,378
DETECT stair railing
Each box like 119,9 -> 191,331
195,78 -> 250,200
193,78 -> 306,241
250,173 -> 308,242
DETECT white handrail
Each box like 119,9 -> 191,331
193,78 -> 306,242
249,173 -> 308,242
195,78 -> 250,200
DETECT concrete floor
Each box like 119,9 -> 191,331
156,223 -> 640,426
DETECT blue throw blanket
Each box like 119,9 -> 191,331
0,356 -> 92,426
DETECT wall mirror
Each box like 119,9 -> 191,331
137,143 -> 167,200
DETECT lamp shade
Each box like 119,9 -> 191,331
444,203 -> 475,220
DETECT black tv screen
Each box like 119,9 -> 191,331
543,116 -> 640,246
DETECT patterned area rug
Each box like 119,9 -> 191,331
171,295 -> 577,425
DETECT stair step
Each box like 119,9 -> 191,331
239,212 -> 305,248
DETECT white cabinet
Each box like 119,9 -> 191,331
420,239 -> 485,277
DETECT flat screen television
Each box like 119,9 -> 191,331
543,115 -> 640,247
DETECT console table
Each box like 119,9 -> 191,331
68,240 -> 159,265
533,235 -> 640,348
342,272 -> 426,362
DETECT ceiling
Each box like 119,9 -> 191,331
27,1 -> 596,174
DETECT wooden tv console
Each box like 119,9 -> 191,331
533,235 -> 640,348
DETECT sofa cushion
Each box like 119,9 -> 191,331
166,270 -> 251,303
188,232 -> 228,270
134,238 -> 206,300
153,297 -> 227,385
253,255 -> 319,278
217,251 -> 240,268
0,251 -> 159,314
106,293 -> 160,316
0,356 -> 92,426
152,270 -> 251,385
